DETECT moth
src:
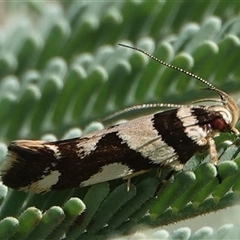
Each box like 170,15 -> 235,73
1,44 -> 239,194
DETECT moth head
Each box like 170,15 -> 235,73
214,88 -> 239,136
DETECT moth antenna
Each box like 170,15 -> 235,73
118,43 -> 239,133
192,98 -> 223,104
102,103 -> 202,122
118,43 -> 218,90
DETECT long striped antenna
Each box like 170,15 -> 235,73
118,43 -> 218,91
102,102 -> 204,122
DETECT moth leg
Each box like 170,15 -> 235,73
123,170 -> 149,191
154,169 -> 176,197
208,137 -> 218,165
127,178 -> 131,192
207,137 -> 222,183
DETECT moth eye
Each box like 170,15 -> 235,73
211,117 -> 229,131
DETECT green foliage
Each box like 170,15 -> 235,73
0,1 -> 240,239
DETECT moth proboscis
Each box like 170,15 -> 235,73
1,43 -> 239,194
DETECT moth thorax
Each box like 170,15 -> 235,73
208,106 -> 233,132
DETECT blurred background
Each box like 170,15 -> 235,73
0,1 -> 239,239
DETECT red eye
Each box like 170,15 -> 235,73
211,117 -> 228,131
